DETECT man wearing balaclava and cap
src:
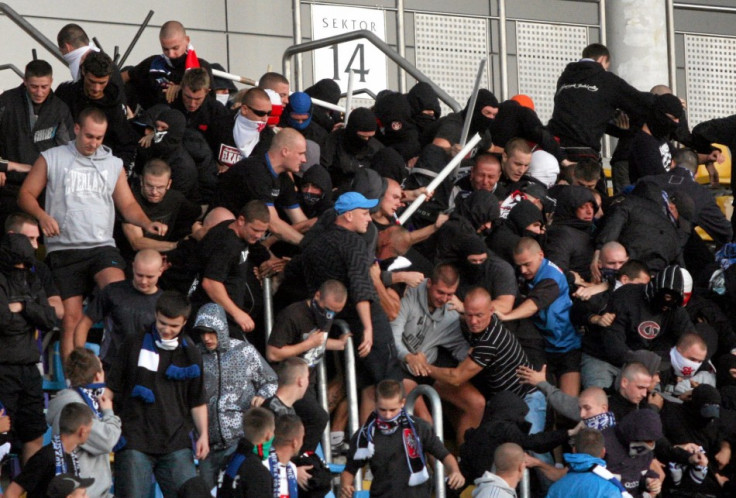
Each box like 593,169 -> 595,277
321,107 -> 383,193
135,106 -> 200,202
629,93 -> 684,183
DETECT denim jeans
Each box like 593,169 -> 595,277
115,448 -> 197,498
581,353 -> 620,389
198,444 -> 236,492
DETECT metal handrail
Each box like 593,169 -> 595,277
282,29 -> 462,113
405,385 -> 446,498
334,319 -> 362,491
117,10 -> 154,68
316,358 -> 333,464
0,3 -> 65,64
263,277 -> 274,340
340,88 -> 378,100
0,64 -> 24,80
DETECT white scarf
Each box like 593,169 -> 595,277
63,42 -> 99,81
669,346 -> 703,379
233,114 -> 265,158
155,336 -> 179,351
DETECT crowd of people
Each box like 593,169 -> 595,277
0,15 -> 734,498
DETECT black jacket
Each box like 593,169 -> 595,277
459,391 -> 568,481
548,60 -> 653,151
0,84 -> 74,166
544,186 -> 596,280
320,127 -> 383,193
56,78 -> 137,165
489,100 -> 564,161
215,438 -> 272,497
596,180 -> 685,272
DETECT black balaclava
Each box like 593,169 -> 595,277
455,190 -> 501,235
151,108 -> 186,157
462,89 -> 499,137
647,93 -> 684,139
688,384 -> 721,423
407,82 -> 441,122
305,78 -> 342,132
370,146 -> 407,184
507,199 -> 544,237
459,235 -> 489,279
645,265 -> 685,311
299,164 -> 332,214
344,107 -> 377,154
0,233 -> 35,274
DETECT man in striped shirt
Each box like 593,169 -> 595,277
424,287 -> 546,444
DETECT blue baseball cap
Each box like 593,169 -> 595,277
335,191 -> 379,215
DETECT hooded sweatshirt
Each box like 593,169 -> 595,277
547,453 -> 622,498
195,303 -> 277,450
544,185 -> 596,280
41,141 -> 121,253
472,471 -> 517,498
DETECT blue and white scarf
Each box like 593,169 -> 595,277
267,448 -> 298,497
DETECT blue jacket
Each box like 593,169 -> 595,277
546,453 -> 622,498
530,258 -> 580,352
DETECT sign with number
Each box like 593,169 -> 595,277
311,4 -> 387,96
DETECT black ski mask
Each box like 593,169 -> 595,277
647,94 -> 683,139
344,108 -> 377,155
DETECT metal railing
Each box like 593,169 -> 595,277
334,319 -> 362,490
0,64 -> 24,80
263,277 -> 274,340
0,3 -> 65,64
405,385 -> 446,498
282,30 -> 461,113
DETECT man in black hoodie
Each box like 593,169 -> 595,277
547,43 -> 653,161
487,199 -> 545,265
406,82 -> 441,147
56,51 -> 137,166
0,233 -> 56,463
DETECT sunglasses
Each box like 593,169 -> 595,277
247,104 -> 271,118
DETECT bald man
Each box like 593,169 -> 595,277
497,237 -> 582,397
126,20 -> 212,109
74,249 -> 164,369
215,128 -> 311,245
472,442 -> 526,497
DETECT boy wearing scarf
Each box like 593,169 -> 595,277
46,347 -> 121,498
340,380 -> 464,497
108,291 -> 208,498
5,403 -> 93,498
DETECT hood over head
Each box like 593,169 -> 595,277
462,89 -> 499,136
615,408 -> 663,444
351,167 -> 386,210
552,185 -> 597,225
455,190 -> 501,230
305,78 -> 341,104
507,199 -> 543,233
482,391 -> 529,425
370,146 -> 407,183
301,164 -> 332,194
0,233 -> 35,273
407,82 -> 441,119
193,302 -> 230,352
344,107 -> 377,153
645,265 -> 685,308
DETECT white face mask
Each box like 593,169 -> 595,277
63,42 -> 99,81
233,114 -> 265,157
215,93 -> 230,106
153,130 -> 168,144
629,441 -> 655,457
669,346 -> 703,379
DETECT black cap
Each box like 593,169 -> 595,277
47,474 -> 95,498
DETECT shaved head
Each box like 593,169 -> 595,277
203,207 -> 235,228
271,127 -> 306,151
134,249 -> 163,267
160,20 -> 186,40
494,443 -> 525,473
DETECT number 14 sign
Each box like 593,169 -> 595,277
311,4 -> 388,96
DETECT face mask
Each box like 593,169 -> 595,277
236,114 -> 266,133
252,436 -> 274,461
300,192 -> 322,206
478,227 -> 493,238
465,262 -> 485,277
629,441 -> 655,457
311,299 -> 335,332
163,52 -> 188,69
600,267 -> 617,283
583,411 -> 616,431
215,93 -> 230,106
287,114 -> 312,131
669,347 -> 703,379
700,404 -> 720,420
153,130 -> 168,144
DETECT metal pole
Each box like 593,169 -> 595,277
344,70 -> 355,125
211,68 -> 257,86
498,0 -> 508,101
459,57 -> 487,147
666,0 -> 677,94
599,0 -> 610,159
292,0 -> 303,91
398,133 -> 482,224
405,385 -> 445,498
335,320 -> 362,490
263,277 -> 274,341
117,9 -> 154,68
0,3 -> 65,64
311,97 -> 346,113
317,359 -> 332,464
520,468 -> 531,498
397,0 -> 407,93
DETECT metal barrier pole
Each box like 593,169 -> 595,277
0,3 -> 65,64
211,68 -> 257,86
405,385 -> 445,498
0,64 -> 24,79
263,277 -> 274,341
459,57 -> 487,148
317,358 -> 333,463
498,0 -> 508,101
311,97 -> 346,113
396,0 -> 407,93
520,468 -> 531,498
334,319 -> 362,490
344,70 -> 355,124
666,0 -> 677,93
292,0 -> 303,91
282,30 -> 461,112
117,9 -> 154,68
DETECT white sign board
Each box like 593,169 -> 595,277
311,4 -> 387,96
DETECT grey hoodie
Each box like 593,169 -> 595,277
46,389 -> 122,498
195,303 -> 277,450
472,471 -> 518,498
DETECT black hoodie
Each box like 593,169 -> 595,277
548,59 -> 653,151
459,391 -> 568,481
544,185 -> 596,280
